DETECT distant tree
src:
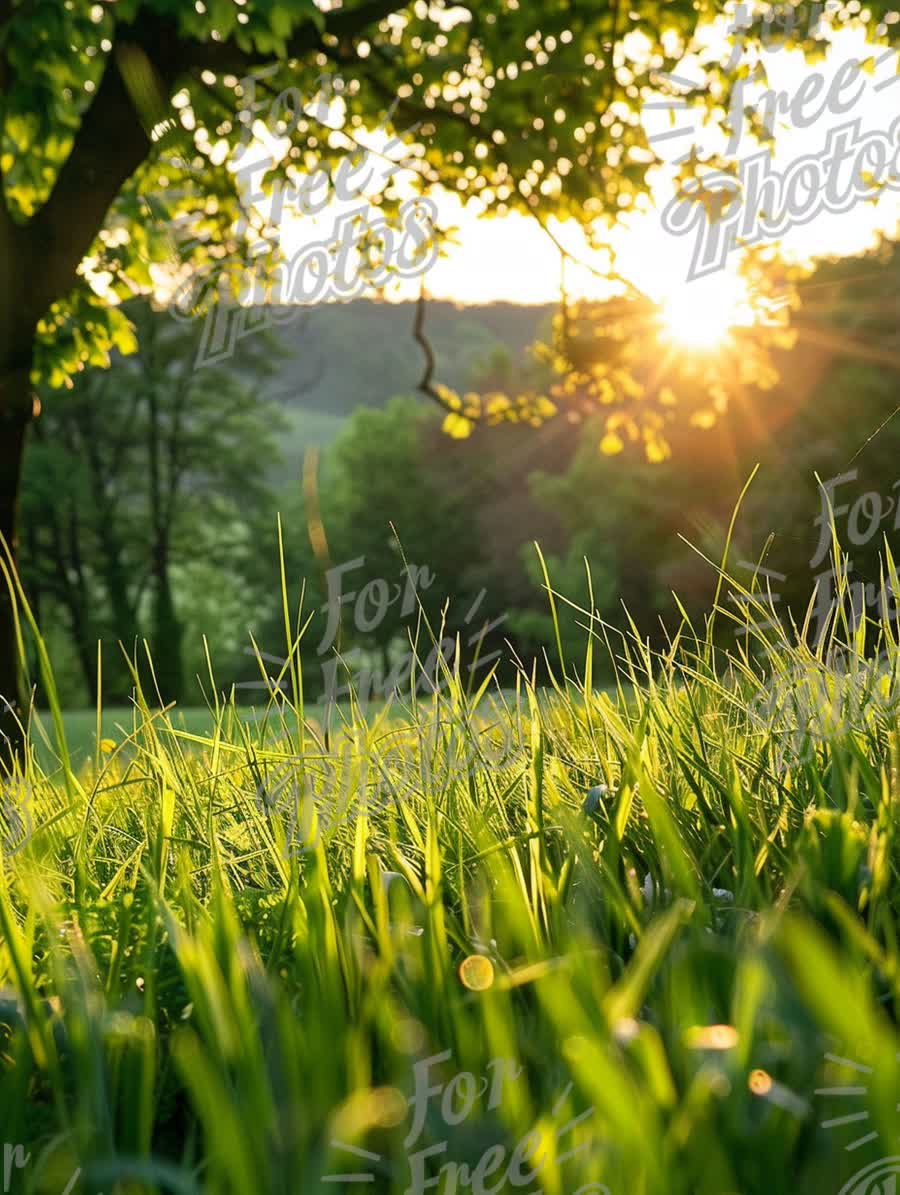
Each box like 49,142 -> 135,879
506,406 -> 761,673
736,244 -> 900,650
323,397 -> 483,688
21,301 -> 286,704
0,0 -> 895,756
230,399 -> 489,708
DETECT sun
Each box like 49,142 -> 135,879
660,296 -> 736,350
658,274 -> 756,352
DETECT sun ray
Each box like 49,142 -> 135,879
657,272 -> 756,352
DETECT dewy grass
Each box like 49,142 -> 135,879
1,534 -> 900,1194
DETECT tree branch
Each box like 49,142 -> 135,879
413,287 -> 473,420
25,57 -> 151,323
25,0 -> 407,323
132,0 -> 405,80
413,288 -> 442,407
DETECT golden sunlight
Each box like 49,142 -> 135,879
658,274 -> 754,352
660,295 -> 735,351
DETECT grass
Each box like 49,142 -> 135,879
46,696 -> 503,771
1,533 -> 900,1194
44,706 -> 334,772
38,708 -> 218,772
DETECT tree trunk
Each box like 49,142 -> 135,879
76,400 -> 139,676
96,530 -> 138,699
144,337 -> 184,706
0,364 -> 34,767
151,550 -> 184,705
66,607 -> 99,708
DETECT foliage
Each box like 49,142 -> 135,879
533,251 -> 803,462
5,0 -> 897,431
26,236 -> 900,710
735,242 -> 900,648
326,397 -> 481,618
234,396 -> 492,703
0,538 -> 900,1191
20,301 -> 286,703
495,242 -> 900,667
508,412 -> 732,663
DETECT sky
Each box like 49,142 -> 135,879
405,18 -> 900,308
130,6 -> 900,326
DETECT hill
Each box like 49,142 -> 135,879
261,298 -> 554,419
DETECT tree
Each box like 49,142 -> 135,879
735,242 -> 900,651
505,410 -> 738,672
325,396 -> 483,684
20,300 -> 286,705
0,0 -> 895,759
235,397 -> 488,708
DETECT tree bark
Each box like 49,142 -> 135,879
76,400 -> 140,686
146,356 -> 183,705
0,0 -> 407,761
151,549 -> 184,705
0,364 -> 33,767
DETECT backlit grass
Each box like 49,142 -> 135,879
1,532 -> 899,1195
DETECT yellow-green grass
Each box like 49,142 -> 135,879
0,532 -> 899,1194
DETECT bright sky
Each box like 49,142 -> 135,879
406,19 -> 900,309
278,14 -> 900,312
131,9 -> 900,327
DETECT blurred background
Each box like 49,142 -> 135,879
20,239 -> 900,725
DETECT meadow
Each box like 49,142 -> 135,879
0,540 -> 898,1195
3,2 -> 900,1192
